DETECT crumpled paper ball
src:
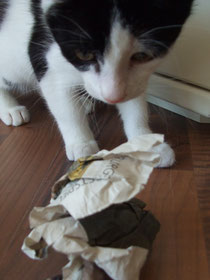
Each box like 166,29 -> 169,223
22,134 -> 163,280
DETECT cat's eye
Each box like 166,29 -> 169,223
131,52 -> 153,63
75,50 -> 95,61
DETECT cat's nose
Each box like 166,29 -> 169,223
101,79 -> 126,104
104,97 -> 125,104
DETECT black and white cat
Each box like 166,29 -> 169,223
0,0 -> 193,165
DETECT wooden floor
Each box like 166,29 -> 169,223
0,94 -> 210,280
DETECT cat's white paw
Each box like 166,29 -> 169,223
66,140 -> 99,161
152,143 -> 175,168
0,105 -> 30,126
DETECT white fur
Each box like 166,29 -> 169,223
0,1 -> 175,166
0,0 -> 36,86
82,22 -> 161,104
152,143 -> 175,168
0,0 -> 36,126
39,43 -> 99,160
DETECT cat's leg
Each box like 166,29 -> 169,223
40,83 -> 99,161
117,94 -> 151,139
0,88 -> 30,126
117,94 -> 175,167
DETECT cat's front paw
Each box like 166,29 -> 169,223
152,143 -> 175,168
66,140 -> 99,161
0,105 -> 30,126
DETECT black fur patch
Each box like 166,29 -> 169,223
116,0 -> 194,57
0,1 -> 9,29
46,0 -> 193,71
29,0 -> 53,81
47,0 -> 114,72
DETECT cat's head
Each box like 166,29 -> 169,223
45,0 -> 194,104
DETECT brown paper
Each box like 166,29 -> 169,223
22,134 -> 163,280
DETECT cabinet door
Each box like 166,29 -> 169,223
157,0 -> 210,91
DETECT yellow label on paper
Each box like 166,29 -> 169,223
68,156 -> 100,181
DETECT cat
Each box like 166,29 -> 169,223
0,0 -> 194,166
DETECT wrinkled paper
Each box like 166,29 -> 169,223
22,134 -> 163,280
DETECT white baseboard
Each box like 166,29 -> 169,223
147,94 -> 210,123
147,74 -> 210,123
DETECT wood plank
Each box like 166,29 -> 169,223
0,95 -> 68,279
140,169 -> 209,280
188,122 -> 210,269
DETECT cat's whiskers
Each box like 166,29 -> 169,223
67,88 -> 88,109
59,39 -> 89,46
141,39 -> 169,52
30,41 -> 49,48
81,93 -> 90,110
140,38 -> 181,73
140,24 -> 183,38
140,25 -> 183,71
90,97 -> 100,135
67,88 -> 100,134
28,96 -> 43,110
67,89 -> 84,100
70,90 -> 92,125
50,27 -> 89,40
59,15 -> 92,40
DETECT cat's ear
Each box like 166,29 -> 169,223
41,0 -> 63,13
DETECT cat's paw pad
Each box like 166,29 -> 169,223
0,106 -> 30,126
152,143 -> 175,168
66,140 -> 99,161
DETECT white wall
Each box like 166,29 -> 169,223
158,0 -> 210,90
147,0 -> 210,122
